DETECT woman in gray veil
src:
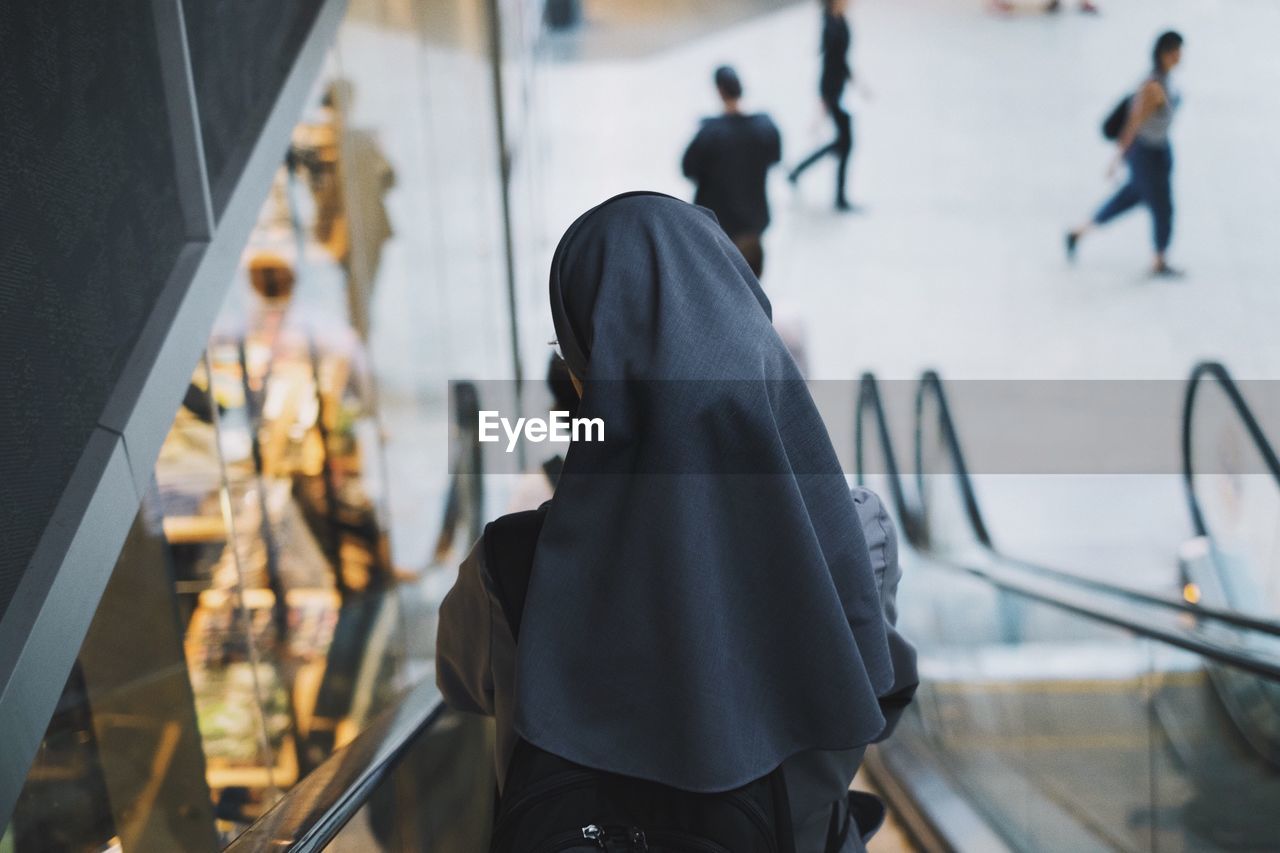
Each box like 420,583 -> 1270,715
437,192 -> 916,850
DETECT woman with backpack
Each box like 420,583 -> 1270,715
436,192 -> 917,851
1066,31 -> 1184,277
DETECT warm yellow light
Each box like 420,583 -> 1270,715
1183,583 -> 1202,604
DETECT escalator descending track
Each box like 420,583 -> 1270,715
857,370 -> 1280,852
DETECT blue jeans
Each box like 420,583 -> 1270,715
1094,142 -> 1174,253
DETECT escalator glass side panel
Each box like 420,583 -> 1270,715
4,511 -> 221,853
1185,372 -> 1280,621
322,710 -> 495,852
896,554 -> 1280,851
5,170 -> 410,847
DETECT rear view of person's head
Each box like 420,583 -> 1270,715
248,253 -> 296,303
523,192 -> 896,792
548,192 -> 771,384
1153,30 -> 1183,73
714,65 -> 742,107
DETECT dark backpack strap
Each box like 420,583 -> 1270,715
848,791 -> 886,842
482,503 -> 549,641
823,790 -> 887,852
769,766 -> 796,853
824,802 -> 844,853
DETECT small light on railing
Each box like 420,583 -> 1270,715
1183,583 -> 1202,605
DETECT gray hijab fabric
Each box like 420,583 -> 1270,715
516,191 -> 893,792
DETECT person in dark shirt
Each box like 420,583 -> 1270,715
788,0 -> 858,211
681,66 -> 782,278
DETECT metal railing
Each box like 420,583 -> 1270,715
856,371 -> 1280,643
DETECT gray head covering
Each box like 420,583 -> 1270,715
517,191 -> 893,792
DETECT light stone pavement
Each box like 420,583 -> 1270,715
360,0 -> 1280,582
526,0 -> 1280,382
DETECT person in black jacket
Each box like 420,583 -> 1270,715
682,66 -> 782,278
788,0 -> 858,211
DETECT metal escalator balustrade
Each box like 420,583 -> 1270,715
1180,361 -> 1280,770
900,371 -> 1280,637
144,369 -> 1280,853
856,369 -> 1280,852
222,681 -> 496,853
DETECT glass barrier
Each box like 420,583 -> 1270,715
4,0 -> 545,848
322,710 -> 495,853
895,553 -> 1280,851
8,35 -> 413,849
1185,377 -> 1280,620
4,320 -> 404,850
3,504 -> 223,853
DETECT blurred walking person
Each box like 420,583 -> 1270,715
788,0 -> 858,212
682,66 -> 782,278
1043,0 -> 1099,13
989,0 -> 1098,14
1067,31 -> 1184,277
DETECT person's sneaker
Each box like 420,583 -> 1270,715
1152,262 -> 1185,279
1044,0 -> 1062,13
836,199 -> 865,213
1078,0 -> 1100,13
1065,231 -> 1079,262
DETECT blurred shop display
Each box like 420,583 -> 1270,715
4,0 -> 546,843
290,80 -> 396,343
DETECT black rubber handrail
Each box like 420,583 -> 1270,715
994,550 -> 1280,636
910,369 -> 1280,636
858,371 -> 1280,636
946,552 -> 1280,682
913,370 -> 993,549
1181,360 -> 1280,538
855,373 -> 921,544
226,680 -> 444,853
856,372 -> 1280,679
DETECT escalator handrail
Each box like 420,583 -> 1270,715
860,370 -> 1280,637
855,373 -> 920,543
857,373 -> 1280,680
995,552 -> 1280,635
1181,360 -> 1280,538
912,369 -> 1280,636
216,366 -> 1280,851
914,370 -> 994,548
226,679 -> 444,853
939,551 -> 1280,682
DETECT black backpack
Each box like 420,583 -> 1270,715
1101,94 -> 1131,141
483,507 -> 799,853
